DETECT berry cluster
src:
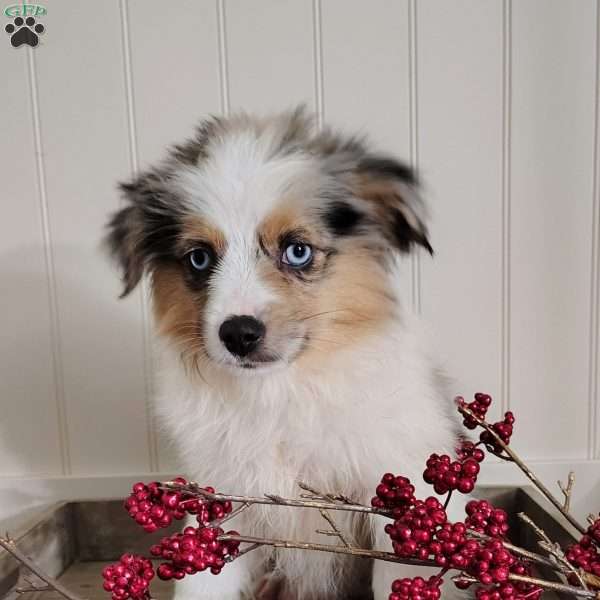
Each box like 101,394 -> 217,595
566,534 -> 600,577
475,579 -> 542,600
465,500 -> 509,539
465,539 -> 515,585
124,477 -> 232,533
371,473 -> 416,514
453,541 -> 541,600
432,522 -> 478,569
588,515 -> 600,545
480,412 -> 515,454
458,393 -> 516,456
150,526 -> 240,580
459,393 -> 492,429
390,576 -> 443,600
102,554 -> 154,600
423,453 -> 480,495
457,440 -> 486,464
385,497 -> 448,560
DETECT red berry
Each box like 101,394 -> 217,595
123,478 -> 233,532
371,474 -> 416,515
101,554 -> 154,600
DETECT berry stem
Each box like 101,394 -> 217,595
443,491 -> 453,510
0,536 -> 85,600
507,573 -> 598,599
217,533 -> 599,599
162,482 -> 392,517
217,533 -> 433,566
457,403 -> 587,535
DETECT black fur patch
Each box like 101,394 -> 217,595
324,201 -> 363,236
356,156 -> 417,186
392,209 -> 433,255
106,178 -> 187,296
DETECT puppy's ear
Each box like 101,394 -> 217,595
353,155 -> 432,255
105,183 -> 146,298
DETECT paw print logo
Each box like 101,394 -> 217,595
5,16 -> 45,48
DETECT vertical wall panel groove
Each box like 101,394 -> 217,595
419,0 -> 504,405
119,0 -> 158,473
501,0 -> 513,415
510,0 -> 596,460
217,0 -> 231,116
33,1 -> 151,474
590,0 -> 600,458
312,0 -> 324,129
226,0 -> 314,113
26,48 -> 71,475
408,0 -> 421,315
319,0 -> 412,310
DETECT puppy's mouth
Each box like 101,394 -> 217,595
238,356 -> 279,369
223,354 -> 287,375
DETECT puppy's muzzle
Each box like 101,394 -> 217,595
219,315 -> 266,358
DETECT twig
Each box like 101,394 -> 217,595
218,533 -> 432,567
225,542 -> 261,563
457,403 -> 587,535
16,585 -> 53,594
295,482 -> 353,548
519,513 -> 589,591
558,472 -> 576,512
453,573 -> 599,599
215,501 -> 251,527
467,530 -> 557,571
218,533 -> 600,599
0,536 -> 85,600
508,573 -> 598,599
317,509 -> 351,548
297,481 -> 355,505
162,482 -> 390,517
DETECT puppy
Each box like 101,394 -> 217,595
106,108 -> 460,600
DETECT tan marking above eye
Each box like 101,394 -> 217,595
181,216 -> 227,256
258,205 -> 303,250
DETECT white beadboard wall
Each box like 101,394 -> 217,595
2,0 -> 600,520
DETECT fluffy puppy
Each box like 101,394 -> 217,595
106,107 -> 460,600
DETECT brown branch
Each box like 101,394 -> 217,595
467,530 -> 557,571
218,533 -> 432,567
456,572 -> 599,599
215,501 -> 251,527
162,482 -> 390,517
219,533 -> 599,599
297,481 -> 355,505
16,585 -> 53,594
457,403 -> 587,535
0,536 -> 85,600
295,482 -> 353,548
508,573 -> 598,599
518,513 -> 589,591
558,472 -> 576,512
317,509 -> 351,548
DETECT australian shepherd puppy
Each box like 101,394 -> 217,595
106,107 -> 460,600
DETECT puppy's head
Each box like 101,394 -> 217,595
106,108 -> 431,375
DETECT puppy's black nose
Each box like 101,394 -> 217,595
219,315 -> 266,358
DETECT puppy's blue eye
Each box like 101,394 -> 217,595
188,248 -> 212,271
283,243 -> 313,268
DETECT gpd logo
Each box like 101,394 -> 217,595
4,4 -> 46,47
